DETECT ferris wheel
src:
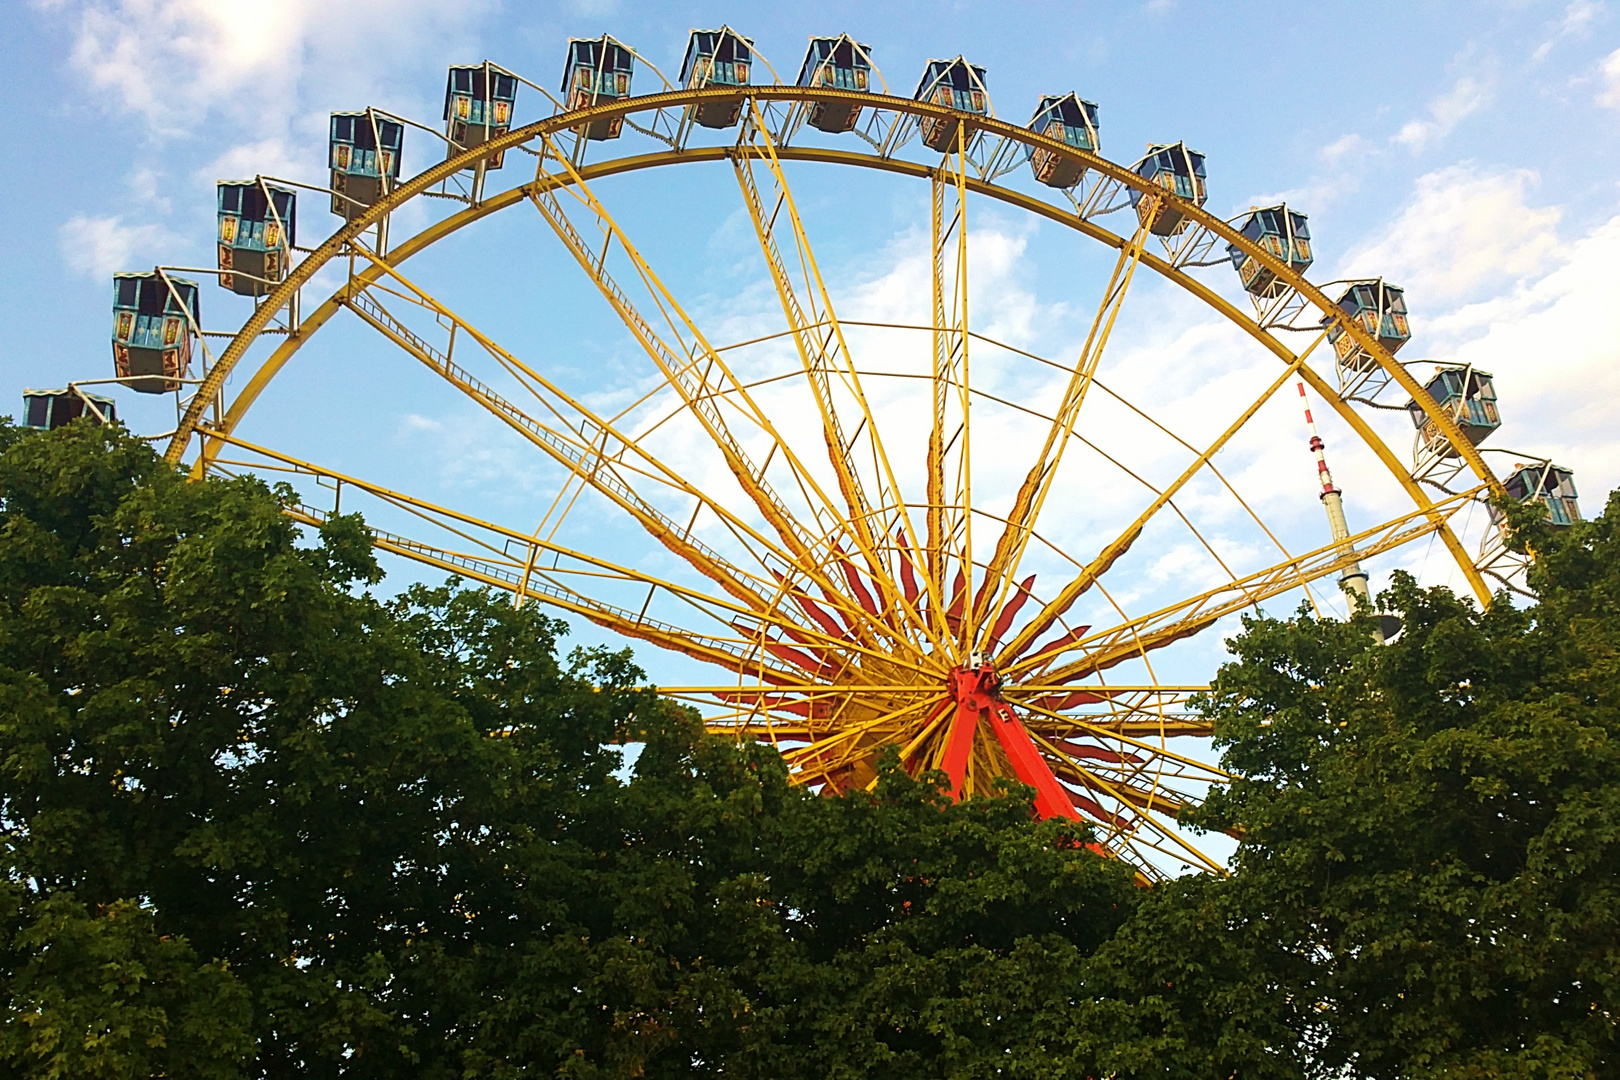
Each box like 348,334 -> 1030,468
33,27 -> 1583,880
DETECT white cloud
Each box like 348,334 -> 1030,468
1253,75 -> 1494,213
197,137 -> 317,189
125,166 -> 169,210
1239,134 -> 1373,211
1319,133 -> 1370,166
1561,0 -> 1602,32
1339,166 -> 1561,304
59,213 -> 180,279
1329,163 -> 1620,519
1392,76 -> 1491,151
1533,0 -> 1604,61
1598,47 -> 1620,109
1441,212 -> 1620,503
70,0 -> 303,132
58,0 -> 491,135
48,0 -> 495,286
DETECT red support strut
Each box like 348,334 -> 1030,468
940,667 -> 987,799
984,700 -> 1079,822
941,659 -> 1106,856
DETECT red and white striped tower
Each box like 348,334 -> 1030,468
1297,381 -> 1373,614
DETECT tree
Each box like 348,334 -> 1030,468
0,890 -> 252,1079
16,417 -> 1611,1078
0,421 -> 661,1076
450,725 -> 1140,1079
0,421 -> 1142,1078
1087,497 -> 1620,1078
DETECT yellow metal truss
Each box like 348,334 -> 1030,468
161,85 -> 1519,877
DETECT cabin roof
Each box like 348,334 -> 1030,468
914,56 -> 988,98
796,35 -> 873,86
680,26 -> 753,83
562,36 -> 636,90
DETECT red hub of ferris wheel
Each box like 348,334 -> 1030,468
939,660 -> 1104,847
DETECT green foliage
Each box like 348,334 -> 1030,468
1075,872 -> 1313,1079
0,422 -> 660,1076
0,422 -> 1141,1078
5,419 -> 1615,1078
0,890 -> 252,1080
1128,496 -> 1620,1078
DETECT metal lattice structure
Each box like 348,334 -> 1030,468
68,34 -> 1578,881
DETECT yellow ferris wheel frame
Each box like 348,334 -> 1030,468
165,84 -> 1507,878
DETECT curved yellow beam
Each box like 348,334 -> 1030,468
175,89 -> 1499,603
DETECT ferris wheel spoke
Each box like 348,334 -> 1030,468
201,433 -> 827,676
268,493 -> 803,681
1015,699 -> 1229,783
341,277 -> 786,614
670,683 -> 944,737
689,708 -> 831,743
1039,739 -> 1226,873
1022,485 -> 1487,685
1090,808 -> 1226,878
525,137 -> 908,655
1062,759 -> 1217,806
1077,764 -> 1221,820
778,693 -> 946,760
994,349 -> 1318,668
335,243 -> 872,635
526,162 -> 833,553
1076,332 -> 1339,611
1022,704 -> 1214,740
1002,683 -> 1204,698
1054,760 -> 1200,823
1074,716 -> 1213,738
694,692 -> 945,756
865,361 -> 1303,625
731,100 -> 938,651
973,214 -> 1154,651
1052,755 -> 1219,820
778,693 -> 950,785
925,132 -> 976,653
1011,688 -> 1215,741
1052,770 -> 1214,876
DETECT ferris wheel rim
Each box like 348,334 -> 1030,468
178,128 -> 1498,607
86,73 -> 1529,880
169,85 -> 1505,521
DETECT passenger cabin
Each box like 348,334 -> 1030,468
444,64 -> 518,167
111,272 -> 199,394
22,388 -> 117,430
1407,365 -> 1500,456
796,35 -> 873,133
1028,93 -> 1100,188
680,27 -> 753,129
1500,463 -> 1580,527
329,111 -> 403,220
913,57 -> 989,153
562,36 -> 635,141
1227,205 -> 1311,298
1324,279 -> 1410,371
1129,142 -> 1207,235
216,180 -> 296,297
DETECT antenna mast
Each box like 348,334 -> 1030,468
1297,381 -> 1374,616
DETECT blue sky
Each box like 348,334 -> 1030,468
2,0 -> 1618,698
